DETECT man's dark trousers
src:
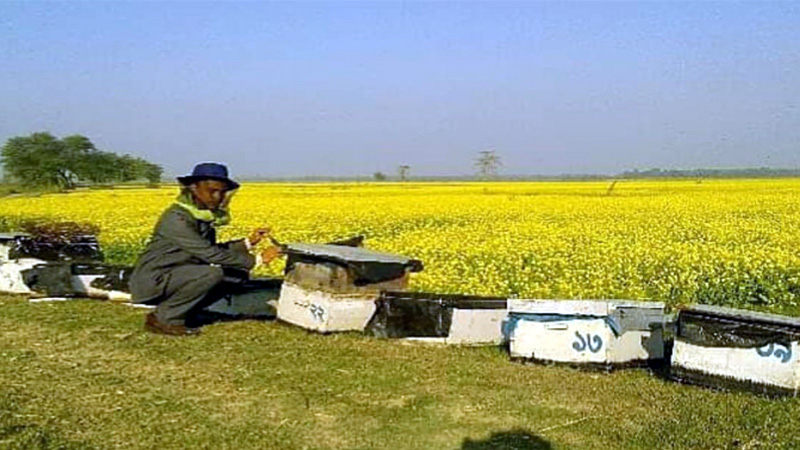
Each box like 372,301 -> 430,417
153,265 -> 225,326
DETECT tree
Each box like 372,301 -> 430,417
398,165 -> 411,181
474,150 -> 502,179
142,162 -> 163,185
1,132 -> 76,189
117,155 -> 141,182
373,171 -> 387,181
63,135 -> 103,183
78,151 -> 118,184
1,132 -> 162,189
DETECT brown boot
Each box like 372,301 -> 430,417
144,312 -> 201,336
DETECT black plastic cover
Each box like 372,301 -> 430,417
21,263 -> 76,296
677,307 -> 800,349
226,277 -> 283,294
84,264 -> 134,292
365,291 -> 506,338
283,243 -> 423,285
9,234 -> 103,262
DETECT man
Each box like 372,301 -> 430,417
129,162 -> 280,336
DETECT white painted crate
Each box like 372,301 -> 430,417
671,305 -> 800,396
508,299 -> 666,367
364,291 -> 508,345
277,282 -> 379,332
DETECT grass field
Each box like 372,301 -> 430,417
1,180 -> 800,449
1,295 -> 799,450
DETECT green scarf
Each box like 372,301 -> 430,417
174,190 -> 232,227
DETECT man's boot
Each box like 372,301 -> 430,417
144,312 -> 201,336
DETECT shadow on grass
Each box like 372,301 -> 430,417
648,338 -> 674,383
461,429 -> 551,450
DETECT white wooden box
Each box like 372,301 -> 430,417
671,305 -> 800,396
508,299 -> 665,367
446,308 -> 509,345
277,282 -> 379,333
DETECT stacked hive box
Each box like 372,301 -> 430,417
508,300 -> 666,368
671,305 -> 800,396
277,243 -> 422,333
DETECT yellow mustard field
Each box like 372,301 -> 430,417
1,180 -> 799,312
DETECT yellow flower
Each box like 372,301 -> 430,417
1,179 -> 799,312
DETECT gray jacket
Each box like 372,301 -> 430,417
129,204 -> 255,303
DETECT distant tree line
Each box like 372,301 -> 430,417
620,167 -> 800,179
371,150 -> 504,182
1,132 -> 162,190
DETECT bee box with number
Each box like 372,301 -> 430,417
671,305 -> 800,396
507,300 -> 666,368
276,243 -> 422,333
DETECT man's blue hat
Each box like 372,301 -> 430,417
177,162 -> 240,190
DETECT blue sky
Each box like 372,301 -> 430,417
2,1 -> 799,177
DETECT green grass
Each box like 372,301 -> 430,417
1,294 -> 798,450
0,183 -> 42,197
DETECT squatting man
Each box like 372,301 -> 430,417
129,162 -> 281,336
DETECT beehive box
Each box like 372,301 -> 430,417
277,243 -> 422,333
365,291 -> 508,345
508,299 -> 666,368
671,305 -> 800,396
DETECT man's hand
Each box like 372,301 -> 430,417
248,227 -> 272,247
260,245 -> 282,265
